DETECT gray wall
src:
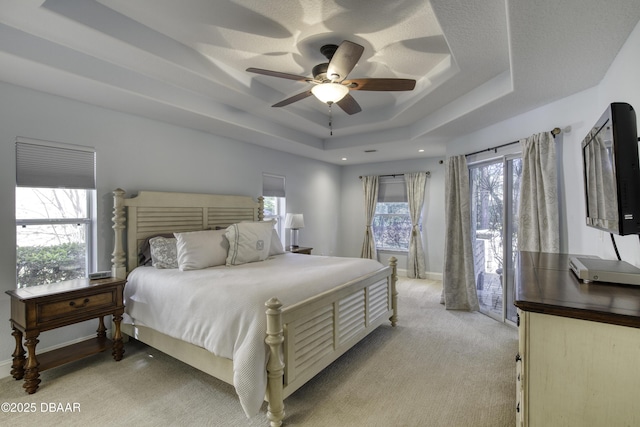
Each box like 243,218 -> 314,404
338,157 -> 446,278
0,81 -> 341,370
446,20 -> 640,264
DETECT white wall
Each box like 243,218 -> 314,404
0,81 -> 341,373
338,157 -> 446,279
446,20 -> 640,265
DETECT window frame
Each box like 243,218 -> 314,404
373,201 -> 412,252
16,187 -> 96,288
15,137 -> 97,288
262,195 -> 286,245
262,173 -> 286,245
373,175 -> 412,252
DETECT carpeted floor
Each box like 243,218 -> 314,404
0,278 -> 518,426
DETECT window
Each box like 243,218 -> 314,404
373,202 -> 411,250
373,176 -> 412,251
262,173 -> 286,244
469,155 -> 522,323
15,138 -> 96,288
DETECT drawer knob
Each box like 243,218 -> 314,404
69,298 -> 90,308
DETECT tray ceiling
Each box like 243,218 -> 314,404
0,0 -> 638,164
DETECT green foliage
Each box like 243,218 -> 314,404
263,197 -> 276,216
17,242 -> 86,288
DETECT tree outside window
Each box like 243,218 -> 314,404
373,202 -> 412,250
16,188 -> 93,288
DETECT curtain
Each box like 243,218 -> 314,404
405,172 -> 427,278
583,129 -> 617,225
518,132 -> 559,253
442,156 -> 479,311
360,175 -> 379,259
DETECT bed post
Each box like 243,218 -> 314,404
389,256 -> 398,327
265,297 -> 285,427
111,188 -> 127,279
258,196 -> 264,221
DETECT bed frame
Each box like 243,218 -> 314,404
110,189 -> 397,427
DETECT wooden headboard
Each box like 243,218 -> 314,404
111,189 -> 263,278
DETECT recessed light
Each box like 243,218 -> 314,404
418,149 -> 425,153
341,157 -> 347,161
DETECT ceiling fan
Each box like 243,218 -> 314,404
246,40 -> 416,115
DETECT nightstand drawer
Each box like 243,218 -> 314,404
37,290 -> 117,324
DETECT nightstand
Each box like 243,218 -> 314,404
6,277 -> 125,394
287,246 -> 313,255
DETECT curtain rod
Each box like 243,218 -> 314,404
359,171 -> 430,179
464,127 -> 562,157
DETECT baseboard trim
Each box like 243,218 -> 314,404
0,333 -> 106,380
425,271 -> 443,281
398,269 -> 443,281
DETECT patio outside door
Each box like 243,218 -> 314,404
469,156 -> 522,323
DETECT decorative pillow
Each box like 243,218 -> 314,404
139,233 -> 174,266
174,229 -> 229,271
149,236 -> 179,269
240,220 -> 284,256
225,222 -> 273,266
269,229 -> 285,255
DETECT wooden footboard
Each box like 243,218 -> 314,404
265,257 -> 397,427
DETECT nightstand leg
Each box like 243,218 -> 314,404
96,316 -> 107,340
23,334 -> 40,394
10,326 -> 25,380
112,314 -> 124,361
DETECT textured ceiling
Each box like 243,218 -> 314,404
0,0 -> 638,164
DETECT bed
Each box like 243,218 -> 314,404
110,189 -> 397,427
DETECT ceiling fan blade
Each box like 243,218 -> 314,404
272,90 -> 313,107
336,93 -> 362,115
246,67 -> 311,82
343,78 -> 416,91
326,41 -> 364,82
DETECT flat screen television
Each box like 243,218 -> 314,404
581,102 -> 640,235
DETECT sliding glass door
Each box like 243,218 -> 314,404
469,156 -> 521,323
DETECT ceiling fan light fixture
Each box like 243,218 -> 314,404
311,83 -> 349,104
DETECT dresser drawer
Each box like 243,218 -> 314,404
36,290 -> 117,325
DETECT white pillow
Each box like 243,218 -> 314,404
240,220 -> 284,256
225,222 -> 273,266
174,229 -> 229,271
149,236 -> 178,269
269,229 -> 285,255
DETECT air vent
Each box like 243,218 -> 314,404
364,149 -> 377,153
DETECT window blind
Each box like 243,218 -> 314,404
262,173 -> 285,197
16,137 -> 96,189
378,176 -> 407,203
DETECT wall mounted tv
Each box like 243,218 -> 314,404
581,102 -> 640,235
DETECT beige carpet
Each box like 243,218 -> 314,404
0,278 -> 518,427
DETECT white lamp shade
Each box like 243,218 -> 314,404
311,83 -> 349,103
284,213 -> 304,229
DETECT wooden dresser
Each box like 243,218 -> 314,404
6,277 -> 125,394
514,251 -> 640,427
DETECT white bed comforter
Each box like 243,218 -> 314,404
124,253 -> 384,417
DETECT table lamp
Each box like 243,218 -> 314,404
284,213 -> 304,248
